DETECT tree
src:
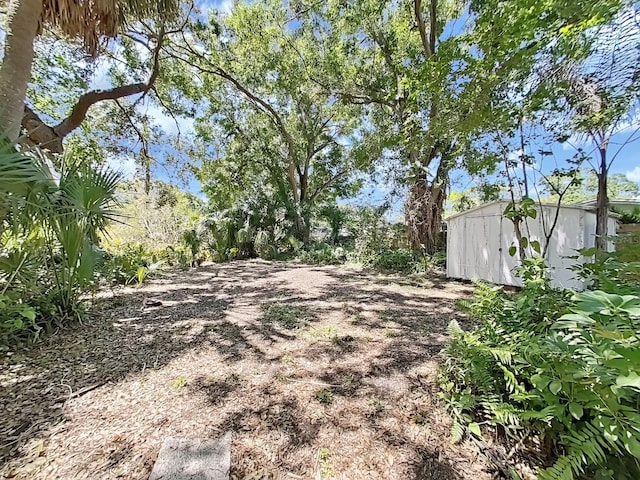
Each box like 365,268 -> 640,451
0,0 -> 180,146
167,0 -> 373,243
300,0 -> 470,252
540,169 -> 640,203
548,6 -> 640,249
466,0 -> 636,251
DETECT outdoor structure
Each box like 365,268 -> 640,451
445,201 -> 619,290
578,199 -> 640,234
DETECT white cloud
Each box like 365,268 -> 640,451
105,155 -> 137,180
626,166 -> 640,183
142,100 -> 196,136
560,134 -> 591,151
201,0 -> 234,15
507,149 -> 523,161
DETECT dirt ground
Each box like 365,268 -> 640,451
0,260 -> 490,480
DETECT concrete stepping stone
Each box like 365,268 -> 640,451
149,433 -> 231,480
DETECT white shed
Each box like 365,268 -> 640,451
445,201 -> 618,290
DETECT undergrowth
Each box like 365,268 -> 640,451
439,257 -> 640,480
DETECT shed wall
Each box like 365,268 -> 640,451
446,202 -> 615,289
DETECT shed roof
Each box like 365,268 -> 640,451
444,200 -> 618,222
576,199 -> 640,208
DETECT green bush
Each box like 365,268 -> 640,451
296,244 -> 346,265
612,206 -> 640,224
371,248 -> 415,270
99,240 -> 201,286
572,234 -> 640,295
99,243 -> 158,285
439,262 -> 640,480
1,144 -> 121,331
0,294 -> 40,344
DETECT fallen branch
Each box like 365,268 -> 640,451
54,382 -> 106,403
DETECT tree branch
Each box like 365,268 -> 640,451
309,168 -> 352,203
414,0 -> 432,58
22,27 -> 167,152
167,42 -> 301,204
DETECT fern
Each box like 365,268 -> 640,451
439,278 -> 640,479
540,422 -> 612,480
451,420 -> 465,444
446,319 -> 464,336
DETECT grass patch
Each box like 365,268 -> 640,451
309,325 -> 336,338
281,353 -> 297,365
315,390 -> 334,404
411,413 -> 428,425
332,334 -> 355,348
368,397 -> 385,415
318,448 -> 335,478
262,303 -> 315,329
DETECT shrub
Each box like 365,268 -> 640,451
99,242 -> 159,285
439,264 -> 640,480
1,144 -> 121,330
296,244 -> 346,265
0,294 -> 40,344
572,234 -> 640,295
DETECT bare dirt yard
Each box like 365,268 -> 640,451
0,260 -> 490,480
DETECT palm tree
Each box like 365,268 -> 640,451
0,0 -> 178,142
0,143 -> 121,320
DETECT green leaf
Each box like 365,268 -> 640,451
531,373 -> 550,390
468,422 -> 482,437
568,402 -> 583,420
624,437 -> 640,459
508,245 -> 517,257
553,313 -> 596,330
616,372 -> 640,390
530,240 -> 541,254
20,307 -> 36,321
549,380 -> 562,395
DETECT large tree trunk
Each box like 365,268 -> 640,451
405,178 -> 446,253
595,147 -> 609,251
0,0 -> 43,143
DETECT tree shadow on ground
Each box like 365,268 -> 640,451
183,262 -> 479,479
0,261 -> 313,467
1,260 -> 483,479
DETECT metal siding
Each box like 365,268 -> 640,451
499,214 -> 521,287
542,207 -> 585,290
445,202 -> 615,289
446,215 -> 464,279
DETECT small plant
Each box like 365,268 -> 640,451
172,375 -> 187,389
225,372 -> 242,383
315,390 -> 334,404
263,303 -> 313,329
318,448 -> 335,478
411,413 -> 428,425
332,334 -> 355,348
281,354 -> 297,365
309,325 -> 336,338
0,294 -> 40,343
368,397 -> 384,415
